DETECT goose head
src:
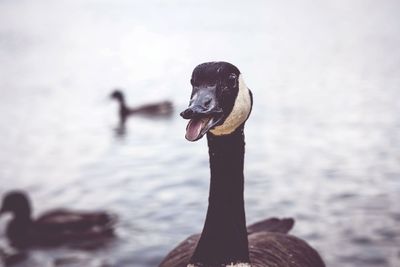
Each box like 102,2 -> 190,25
181,62 -> 252,141
110,90 -> 125,102
0,191 -> 31,219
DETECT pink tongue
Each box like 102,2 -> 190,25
185,118 -> 205,141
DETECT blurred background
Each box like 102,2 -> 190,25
0,0 -> 399,266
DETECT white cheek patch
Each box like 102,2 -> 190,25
210,74 -> 251,136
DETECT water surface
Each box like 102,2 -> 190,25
0,0 -> 399,266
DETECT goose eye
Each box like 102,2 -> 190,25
227,73 -> 237,87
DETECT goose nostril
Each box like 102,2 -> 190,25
204,99 -> 212,108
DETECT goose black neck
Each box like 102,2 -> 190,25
7,216 -> 32,248
6,202 -> 32,245
117,97 -> 128,116
190,125 -> 250,266
10,197 -> 32,222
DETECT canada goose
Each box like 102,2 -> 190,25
159,62 -> 325,267
110,89 -> 174,120
0,190 -> 116,248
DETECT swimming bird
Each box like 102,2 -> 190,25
159,62 -> 325,267
0,190 -> 116,248
110,89 -> 174,120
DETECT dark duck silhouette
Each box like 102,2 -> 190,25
0,190 -> 116,248
110,89 -> 174,121
159,62 -> 325,267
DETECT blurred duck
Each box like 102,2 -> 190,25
0,190 -> 116,248
159,62 -> 325,267
110,89 -> 174,120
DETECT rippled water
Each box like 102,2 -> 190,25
0,0 -> 399,266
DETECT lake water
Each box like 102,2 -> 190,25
0,0 -> 399,266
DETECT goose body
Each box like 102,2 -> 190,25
0,191 -> 115,248
110,90 -> 174,119
160,218 -> 322,267
159,62 -> 325,267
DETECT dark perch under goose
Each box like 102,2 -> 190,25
159,62 -> 325,267
110,89 -> 174,122
0,190 -> 116,248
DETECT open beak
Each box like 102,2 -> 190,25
180,87 -> 223,141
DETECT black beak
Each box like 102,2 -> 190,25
180,87 -> 222,119
181,86 -> 224,141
